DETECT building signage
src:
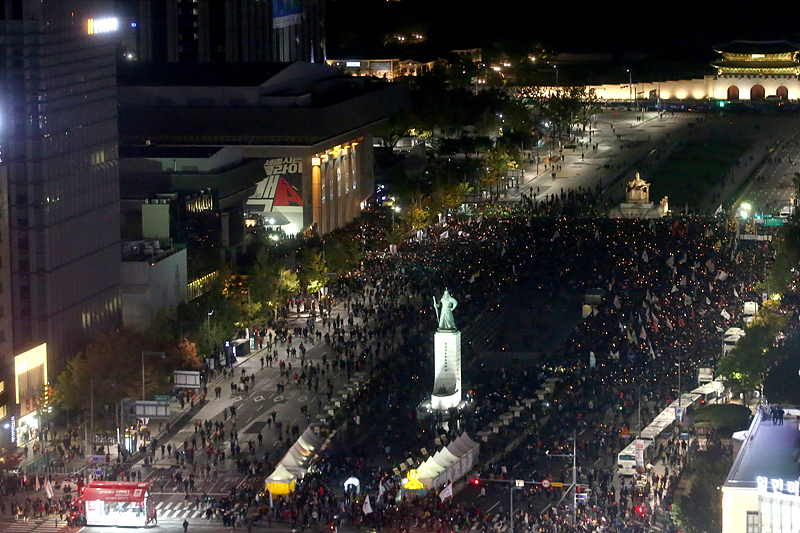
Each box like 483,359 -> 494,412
10,416 -> 15,443
756,476 -> 800,497
87,18 -> 119,35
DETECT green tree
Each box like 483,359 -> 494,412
404,195 -> 433,230
758,222 -> 800,296
324,234 -> 362,274
672,448 -> 732,533
297,247 -> 328,294
377,111 -> 413,149
385,223 -> 408,248
432,180 -> 471,215
482,145 -> 517,201
717,324 -> 775,403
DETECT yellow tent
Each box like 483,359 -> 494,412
265,463 -> 297,495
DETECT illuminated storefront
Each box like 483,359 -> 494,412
14,344 -> 48,443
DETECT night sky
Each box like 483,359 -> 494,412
328,0 -> 800,56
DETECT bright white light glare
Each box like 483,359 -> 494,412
345,61 -> 361,67
87,17 -> 119,35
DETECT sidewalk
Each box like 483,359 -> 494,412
8,297 -> 364,501
503,111 -> 689,205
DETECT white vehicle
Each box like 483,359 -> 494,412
779,206 -> 794,219
743,301 -> 758,326
723,327 -> 746,355
617,439 -> 654,476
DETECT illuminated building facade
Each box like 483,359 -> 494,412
117,62 -> 408,255
0,0 -> 122,439
545,41 -> 800,103
326,58 -> 443,80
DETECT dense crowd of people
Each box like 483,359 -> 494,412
1,202 -> 789,533
234,209 -> 787,533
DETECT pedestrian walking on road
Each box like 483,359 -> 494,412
183,519 -> 189,533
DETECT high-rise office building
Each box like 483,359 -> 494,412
125,0 -> 325,64
0,0 -> 122,443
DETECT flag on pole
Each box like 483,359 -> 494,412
589,352 -> 596,368
35,476 -> 40,492
666,255 -> 675,267
44,478 -> 54,499
648,340 -> 657,360
642,250 -> 649,262
378,478 -> 385,500
640,326 -> 647,341
439,482 -> 454,501
363,496 -> 373,515
614,296 -> 621,309
665,317 -> 673,331
721,309 -> 731,320
715,204 -> 723,217
440,231 -> 449,239
671,285 -> 679,293
552,229 -> 560,240
733,287 -> 739,298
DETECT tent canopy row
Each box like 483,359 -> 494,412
413,433 -> 480,490
266,428 -> 324,495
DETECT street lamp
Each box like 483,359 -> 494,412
207,310 -> 214,350
627,69 -> 633,106
553,64 -> 559,86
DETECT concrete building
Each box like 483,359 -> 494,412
120,0 -> 326,64
0,0 -> 122,443
121,241 -> 187,331
722,406 -> 800,533
117,61 -> 409,266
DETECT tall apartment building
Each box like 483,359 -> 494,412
0,0 -> 122,444
125,0 -> 326,64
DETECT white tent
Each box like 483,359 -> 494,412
266,463 -> 297,495
414,432 -> 480,490
298,427 -> 323,453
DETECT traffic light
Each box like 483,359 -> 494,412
471,477 -> 480,486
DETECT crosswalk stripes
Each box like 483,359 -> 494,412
152,500 -> 242,520
0,517 -> 72,533
468,513 -> 509,532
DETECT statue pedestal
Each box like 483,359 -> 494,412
431,329 -> 462,410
